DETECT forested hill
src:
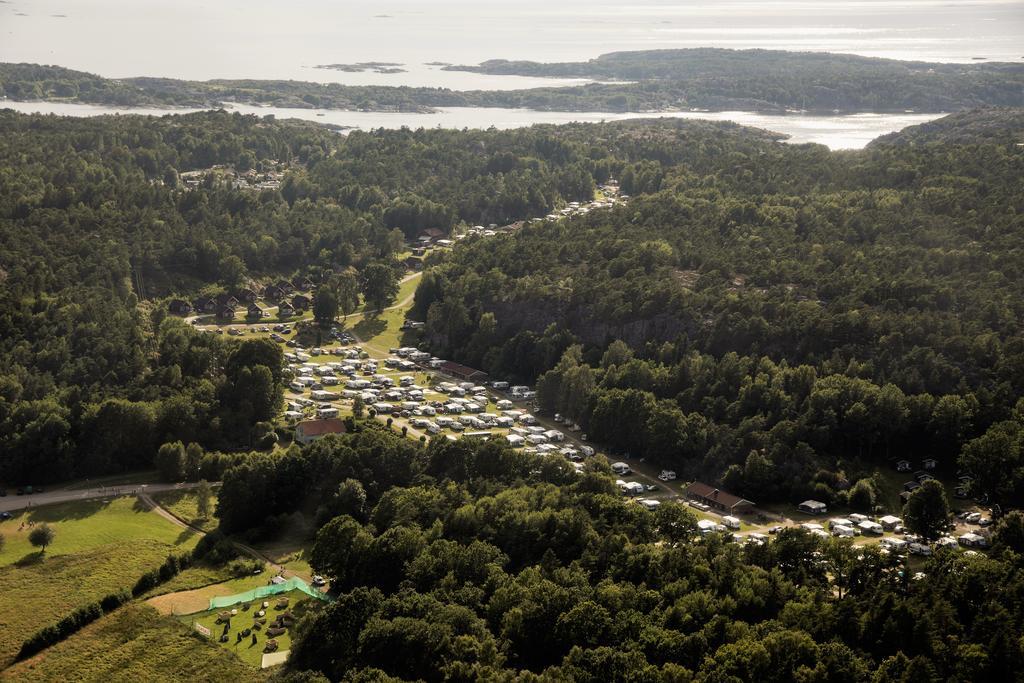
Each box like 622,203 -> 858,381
415,108 -> 1024,509
4,49 -> 1024,113
0,109 -> 776,484
870,107 -> 1024,146
445,48 -> 1024,112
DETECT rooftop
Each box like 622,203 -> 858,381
296,418 -> 346,437
685,481 -> 755,509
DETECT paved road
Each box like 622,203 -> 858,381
0,481 -> 207,513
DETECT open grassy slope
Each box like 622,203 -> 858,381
1,604 -> 263,682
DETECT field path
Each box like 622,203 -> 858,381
136,492 -> 292,577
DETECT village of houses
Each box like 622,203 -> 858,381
170,180 -> 995,569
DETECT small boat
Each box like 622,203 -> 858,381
316,113 -> 325,117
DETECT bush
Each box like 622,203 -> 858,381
226,557 -> 264,577
194,529 -> 240,564
132,552 -> 193,596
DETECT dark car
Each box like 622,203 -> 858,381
0,511 -> 12,520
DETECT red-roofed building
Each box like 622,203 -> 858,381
684,482 -> 755,513
438,361 -> 488,382
295,419 -> 347,445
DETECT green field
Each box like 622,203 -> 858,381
354,271 -> 421,315
0,604 -> 263,683
139,564 -> 239,603
0,497 -> 198,567
150,489 -> 220,532
178,589 -> 314,668
0,498 -> 202,667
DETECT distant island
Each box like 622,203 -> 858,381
3,48 -> 1024,114
314,62 -> 406,74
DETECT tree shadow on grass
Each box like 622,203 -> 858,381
353,316 -> 386,342
14,552 -> 44,568
26,499 -> 112,523
174,527 -> 198,546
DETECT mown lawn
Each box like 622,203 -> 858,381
0,497 -> 198,567
349,306 -> 418,354
178,589 -> 315,668
0,604 -> 263,682
150,489 -> 220,532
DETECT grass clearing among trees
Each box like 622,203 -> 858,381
0,497 -> 199,567
176,588 -> 313,669
0,604 -> 262,682
149,489 -> 220,533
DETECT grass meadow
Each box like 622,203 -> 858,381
0,604 -> 262,682
0,498 -> 201,667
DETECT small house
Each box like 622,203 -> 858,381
923,458 -> 937,470
247,303 -> 269,319
168,299 -> 192,315
214,293 -> 240,309
798,500 -> 828,515
292,276 -> 315,291
685,482 -> 755,514
217,306 -> 236,320
404,256 -> 424,271
895,459 -> 911,472
903,480 -> 921,493
291,294 -> 311,311
278,303 -> 296,318
193,297 -> 217,313
264,284 -> 286,301
295,418 -> 346,445
239,288 -> 260,303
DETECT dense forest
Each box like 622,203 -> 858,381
3,69 -> 1024,682
0,109 -> 681,483
414,109 -> 1024,509
4,48 -> 1024,114
205,424 -> 1024,682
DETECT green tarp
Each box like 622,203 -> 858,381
207,576 -> 331,610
